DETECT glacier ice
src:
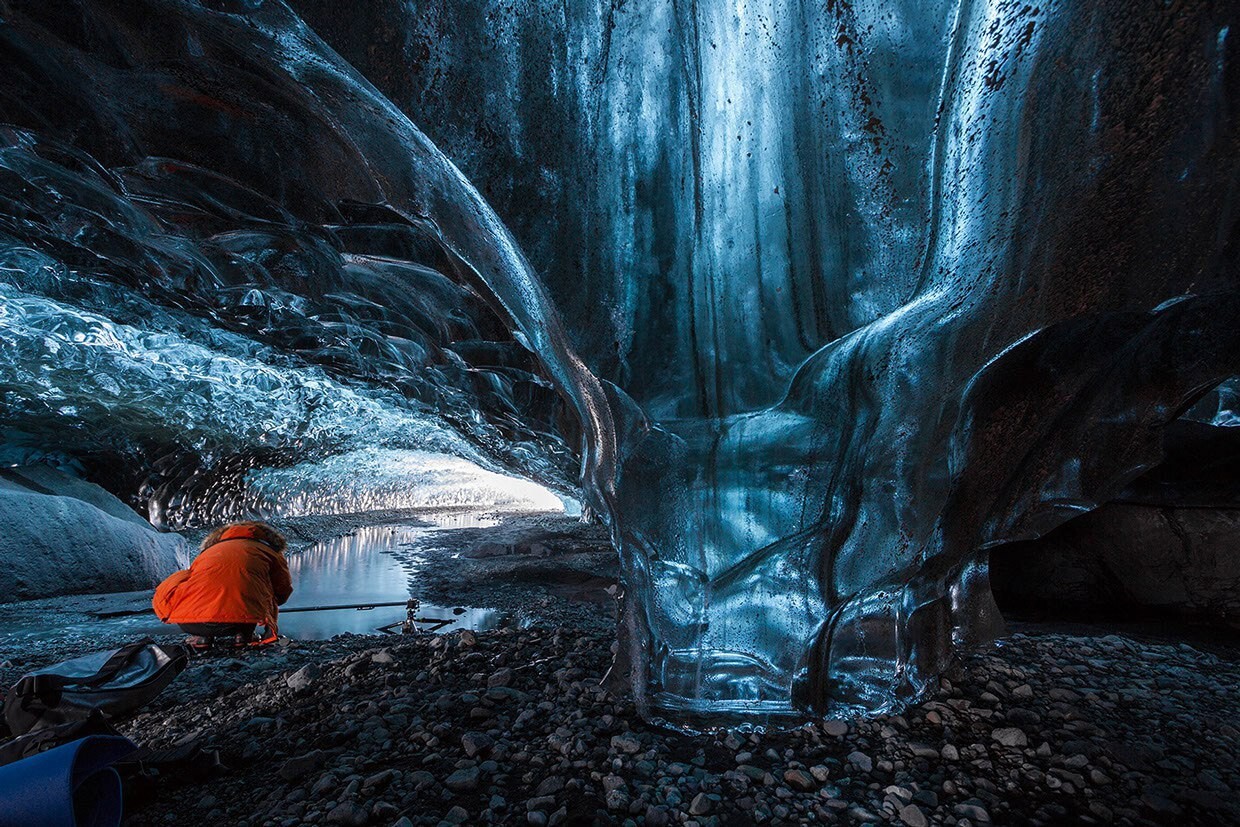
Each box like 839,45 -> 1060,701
0,0 -> 1237,726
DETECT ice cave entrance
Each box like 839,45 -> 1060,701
243,448 -> 572,520
261,448 -> 572,638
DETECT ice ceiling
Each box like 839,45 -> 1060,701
0,0 -> 1237,723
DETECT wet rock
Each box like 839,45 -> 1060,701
107,621 -> 1240,827
848,805 -> 881,823
363,769 -> 398,793
605,788 -> 629,811
465,542 -> 512,559
343,658 -> 371,678
643,805 -> 671,827
954,803 -> 991,822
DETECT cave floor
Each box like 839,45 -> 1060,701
0,513 -> 1236,826
107,623 -> 1238,827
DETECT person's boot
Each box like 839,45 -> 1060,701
185,635 -> 210,651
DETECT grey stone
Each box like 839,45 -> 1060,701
847,751 -> 874,773
325,802 -> 368,827
535,777 -> 564,796
487,668 -> 515,688
444,767 -> 481,793
991,727 -> 1028,747
371,802 -> 399,821
279,750 -> 325,781
461,731 -> 494,758
782,769 -> 816,792
898,804 -> 928,827
284,664 -> 320,691
822,720 -> 849,737
363,769 -> 399,792
605,789 -> 629,811
610,733 -> 642,754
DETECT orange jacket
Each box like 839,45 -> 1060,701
153,526 -> 292,633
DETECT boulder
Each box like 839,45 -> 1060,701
0,466 -> 188,601
990,503 -> 1240,626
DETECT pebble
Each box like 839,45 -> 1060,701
487,667 -> 514,688
461,731 -> 493,757
441,805 -> 469,824
846,750 -> 874,772
898,803 -> 928,827
610,733 -> 642,754
107,626 -> 1240,827
822,720 -> 849,737
278,750 -> 324,781
324,802 -> 367,827
285,663 -> 320,692
782,769 -> 816,792
444,767 -> 480,792
991,727 -> 1028,747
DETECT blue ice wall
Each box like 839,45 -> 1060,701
1,0 -> 1238,723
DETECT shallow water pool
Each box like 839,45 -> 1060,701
280,516 -> 507,639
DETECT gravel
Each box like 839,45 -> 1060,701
85,624 -> 1238,827
2,513 -> 1235,825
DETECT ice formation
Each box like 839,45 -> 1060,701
0,0 -> 1237,724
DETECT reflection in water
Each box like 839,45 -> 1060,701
279,516 -> 504,639
0,514 -> 516,646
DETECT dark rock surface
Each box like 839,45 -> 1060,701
110,626 -> 1238,826
991,504 -> 1240,628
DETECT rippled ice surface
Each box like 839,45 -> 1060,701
0,0 -> 1236,726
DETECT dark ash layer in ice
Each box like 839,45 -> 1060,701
1,0 -> 1239,725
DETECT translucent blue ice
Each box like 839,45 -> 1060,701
0,0 -> 1237,725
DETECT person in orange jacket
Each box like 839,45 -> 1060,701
153,521 -> 293,646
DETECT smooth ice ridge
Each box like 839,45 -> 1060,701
0,0 -> 1237,725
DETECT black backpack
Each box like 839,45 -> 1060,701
3,639 -> 188,737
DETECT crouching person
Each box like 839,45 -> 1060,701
154,521 -> 293,648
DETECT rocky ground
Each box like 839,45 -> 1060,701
1,512 -> 1236,826
107,622 -> 1239,827
0,510 -> 616,685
